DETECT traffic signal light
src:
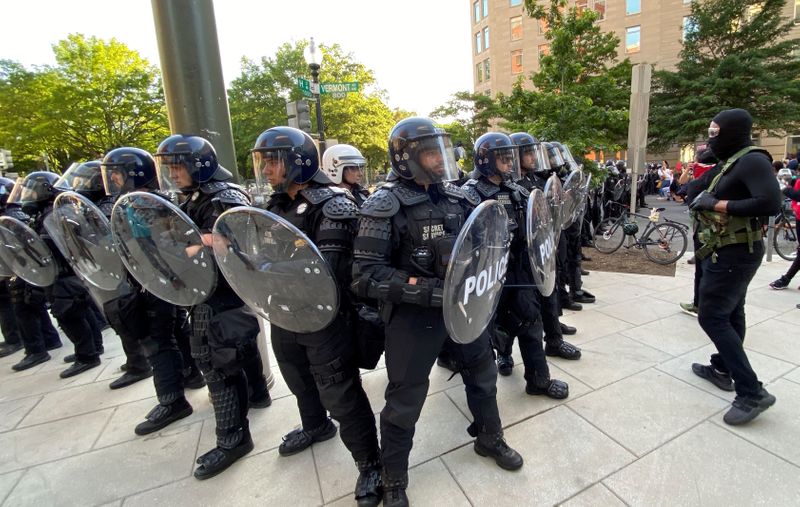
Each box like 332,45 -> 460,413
286,100 -> 313,134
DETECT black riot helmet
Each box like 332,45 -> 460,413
0,176 -> 15,208
473,132 -> 520,181
54,160 -> 105,202
155,134 -> 232,193
7,171 -> 61,214
543,142 -> 566,174
388,117 -> 460,184
551,142 -> 580,173
510,132 -> 550,176
251,126 -> 320,196
101,147 -> 158,197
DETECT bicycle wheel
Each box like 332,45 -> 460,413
643,223 -> 687,264
774,216 -> 798,261
594,218 -> 625,253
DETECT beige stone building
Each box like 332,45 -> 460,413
470,0 -> 800,162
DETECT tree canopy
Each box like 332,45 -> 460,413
649,0 -> 800,152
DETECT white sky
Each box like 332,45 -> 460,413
4,0 -> 474,117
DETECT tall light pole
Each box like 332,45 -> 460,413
304,38 -> 326,153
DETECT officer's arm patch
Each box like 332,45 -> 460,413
300,187 -> 335,205
360,189 -> 400,218
322,195 -> 359,220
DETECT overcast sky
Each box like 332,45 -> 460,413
5,0 -> 474,117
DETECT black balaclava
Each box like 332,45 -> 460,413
708,108 -> 753,160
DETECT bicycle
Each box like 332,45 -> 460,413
770,199 -> 797,261
594,202 -> 688,265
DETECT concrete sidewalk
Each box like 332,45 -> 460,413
0,258 -> 799,506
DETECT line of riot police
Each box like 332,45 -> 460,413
0,117 -> 595,507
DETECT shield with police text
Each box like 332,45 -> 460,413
560,169 -> 583,229
111,191 -> 216,306
527,188 -> 557,297
45,192 -> 125,291
212,207 -> 339,334
0,216 -> 57,287
544,174 -> 563,247
443,200 -> 510,344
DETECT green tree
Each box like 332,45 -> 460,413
0,34 -> 168,173
227,41 -> 397,181
430,91 -> 498,167
496,0 -> 632,170
649,0 -> 800,152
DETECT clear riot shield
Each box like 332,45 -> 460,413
443,200 -> 510,345
46,192 -> 125,291
0,216 -> 57,287
111,191 -> 216,306
526,189 -> 557,297
544,174 -> 564,247
212,207 -> 339,334
0,254 -> 12,278
560,169 -> 584,230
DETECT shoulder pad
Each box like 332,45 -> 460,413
474,179 -> 500,198
3,208 -> 30,222
450,181 -> 480,206
504,181 -> 530,199
300,186 -> 336,205
322,195 -> 359,220
98,201 -> 115,218
389,183 -> 429,206
200,181 -> 233,195
213,188 -> 251,206
360,188 -> 401,218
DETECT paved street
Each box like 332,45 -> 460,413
1,257 -> 799,506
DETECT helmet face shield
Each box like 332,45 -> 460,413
155,153 -> 197,193
491,147 -> 521,181
6,178 -> 25,205
404,135 -> 460,185
519,144 -> 550,174
545,144 -> 565,168
557,145 -> 580,172
8,176 -> 53,205
252,149 -> 294,196
55,162 -> 103,195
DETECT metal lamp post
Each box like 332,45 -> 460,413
304,38 -> 326,153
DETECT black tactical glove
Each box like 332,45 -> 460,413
689,190 -> 719,212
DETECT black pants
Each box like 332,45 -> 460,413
271,316 -> 378,463
0,281 -> 21,346
139,294 -> 184,398
556,232 -> 570,307
697,246 -> 763,397
692,235 -> 702,307
783,219 -> 800,281
495,283 -> 549,381
540,292 -> 563,343
11,281 -> 60,354
50,277 -> 101,362
565,221 -> 583,293
381,304 -> 500,478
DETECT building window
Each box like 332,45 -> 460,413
796,0 -> 800,22
474,1 -> 480,22
476,62 -> 483,82
576,0 -> 606,21
510,0 -> 522,5
484,58 -> 491,80
511,16 -> 523,40
476,32 -> 483,54
511,49 -> 524,74
682,16 -> 697,40
484,27 -> 490,49
538,18 -> 548,34
626,0 -> 640,15
787,135 -> 800,158
482,0 -> 489,18
538,44 -> 550,61
626,25 -> 641,53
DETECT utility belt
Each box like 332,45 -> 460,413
693,211 -> 762,262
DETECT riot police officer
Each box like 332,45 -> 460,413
321,144 -> 371,206
155,134 -> 270,479
462,133 -> 569,399
0,177 -> 24,358
6,172 -> 102,377
352,118 -> 523,507
252,126 -> 382,507
515,136 -> 582,360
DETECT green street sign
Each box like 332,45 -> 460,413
320,82 -> 359,95
296,77 -> 313,97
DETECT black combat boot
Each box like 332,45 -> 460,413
12,352 -> 50,371
183,367 -> 206,389
134,393 -> 193,435
559,323 -> 577,335
194,382 -> 254,480
278,418 -> 338,456
194,431 -> 254,480
59,358 -> 101,378
354,459 -> 382,507
545,339 -> 582,360
109,369 -> 153,390
0,342 -> 23,358
525,374 -> 569,399
496,354 -> 514,376
474,431 -> 523,471
381,472 -> 409,507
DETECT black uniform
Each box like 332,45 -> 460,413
347,184 -> 371,208
181,181 -> 269,477
264,183 -> 380,471
352,179 -> 516,484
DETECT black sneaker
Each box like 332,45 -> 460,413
572,290 -> 596,304
473,433 -> 523,471
545,340 -> 582,360
691,363 -> 734,392
497,354 -> 514,376
769,276 -> 790,290
0,342 -> 23,358
526,378 -> 569,399
135,397 -> 193,435
12,352 -> 51,371
559,323 -> 577,335
278,419 -> 338,456
109,369 -> 153,390
563,301 -> 583,311
59,358 -> 101,378
723,388 -> 776,426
